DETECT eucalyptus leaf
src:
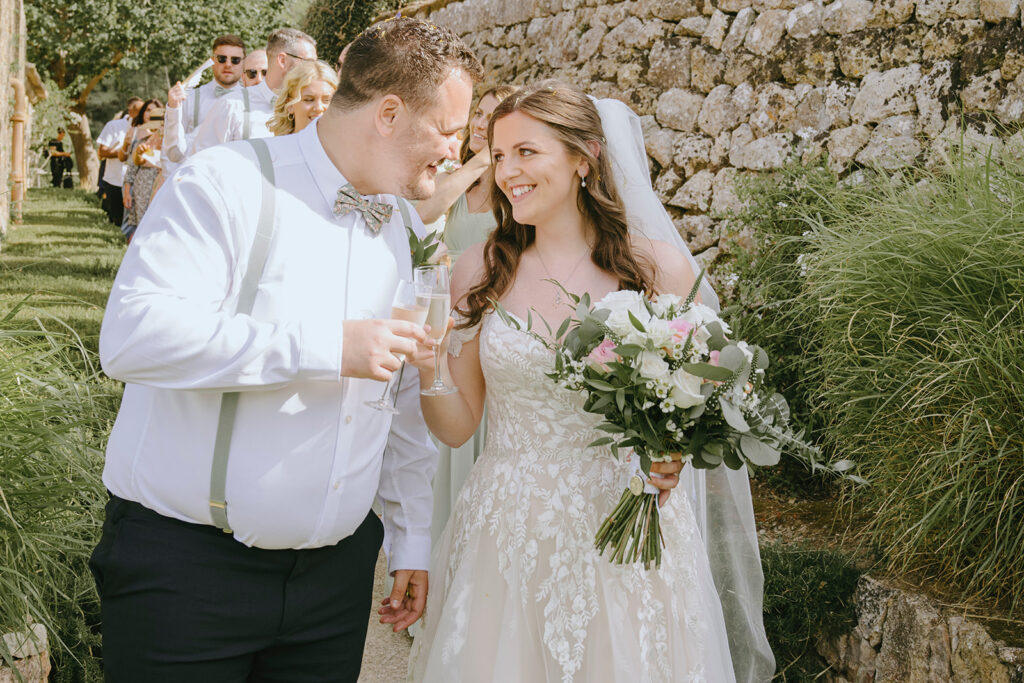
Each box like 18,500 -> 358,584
628,310 -> 647,332
682,362 -> 734,381
719,397 -> 750,432
739,434 -> 780,466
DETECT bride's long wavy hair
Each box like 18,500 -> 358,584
458,81 -> 656,329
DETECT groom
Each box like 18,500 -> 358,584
92,17 -> 481,681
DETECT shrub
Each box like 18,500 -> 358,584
793,152 -> 1024,611
0,309 -> 119,681
761,543 -> 863,681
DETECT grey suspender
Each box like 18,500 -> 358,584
192,88 -> 201,128
396,198 -> 414,236
242,88 -> 252,140
208,137 -> 277,532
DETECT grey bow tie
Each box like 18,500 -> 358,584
333,183 -> 393,234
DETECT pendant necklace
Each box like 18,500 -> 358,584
535,245 -> 591,305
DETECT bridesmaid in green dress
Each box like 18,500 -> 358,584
416,85 -> 519,543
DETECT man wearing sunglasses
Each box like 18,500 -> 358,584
164,34 -> 246,166
243,50 -> 268,87
191,28 -> 317,154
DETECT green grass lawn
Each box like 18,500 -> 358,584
1,188 -> 125,349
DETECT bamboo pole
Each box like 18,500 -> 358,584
9,76 -> 27,224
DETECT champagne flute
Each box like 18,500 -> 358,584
365,280 -> 429,413
415,265 -> 458,396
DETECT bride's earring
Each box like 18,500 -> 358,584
580,175 -> 587,188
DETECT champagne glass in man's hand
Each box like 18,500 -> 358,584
365,280 -> 430,413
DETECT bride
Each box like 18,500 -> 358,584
401,82 -> 774,682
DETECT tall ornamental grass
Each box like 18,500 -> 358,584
733,149 -> 1024,610
1,307 -> 118,681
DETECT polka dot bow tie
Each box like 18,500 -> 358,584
333,183 -> 393,235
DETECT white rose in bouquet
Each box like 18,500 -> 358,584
667,368 -> 705,409
651,293 -> 682,317
638,350 -> 671,382
596,290 -> 651,337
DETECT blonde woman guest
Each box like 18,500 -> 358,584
268,60 -> 338,136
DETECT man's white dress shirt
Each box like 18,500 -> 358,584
190,80 -> 275,156
163,80 -> 241,163
100,120 -> 438,571
96,117 -> 130,187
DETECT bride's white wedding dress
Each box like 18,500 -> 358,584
409,311 -> 736,682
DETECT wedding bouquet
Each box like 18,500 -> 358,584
494,274 -> 828,569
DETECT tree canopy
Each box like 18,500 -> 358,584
27,0 -> 288,111
302,0 -> 405,67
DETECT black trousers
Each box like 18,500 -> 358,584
50,163 -> 64,188
103,184 -> 124,227
90,495 -> 383,682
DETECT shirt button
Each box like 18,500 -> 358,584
345,415 -> 352,424
333,479 -> 341,490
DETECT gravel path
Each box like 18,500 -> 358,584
358,550 -> 413,683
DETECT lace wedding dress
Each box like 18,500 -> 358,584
408,312 -> 736,682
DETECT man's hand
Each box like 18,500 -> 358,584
341,319 -> 429,381
123,185 -> 132,209
167,81 -> 185,109
378,569 -> 427,632
649,452 -> 684,508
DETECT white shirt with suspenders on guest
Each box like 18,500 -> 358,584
163,80 -> 241,166
190,79 -> 276,157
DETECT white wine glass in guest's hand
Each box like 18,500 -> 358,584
415,265 -> 458,396
365,280 -> 429,413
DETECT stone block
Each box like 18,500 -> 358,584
656,88 -> 707,131
731,128 -> 794,168
837,25 -> 925,78
673,134 -> 715,175
711,167 -> 744,215
873,590 -> 953,680
723,8 -> 758,51
577,23 -> 609,62
719,0 -> 755,11
669,168 -> 715,209
827,123 -> 871,171
787,1 -> 825,38
637,0 -> 703,20
745,9 -> 790,55
915,0 -> 981,24
647,37 -> 695,88
750,82 -> 799,136
962,69 -> 1003,112
754,0 -> 803,10
996,71 -> 1024,124
697,83 -> 755,136
780,34 -> 842,84
724,51 -> 781,85
710,130 -> 733,166
654,168 -> 684,202
792,81 -> 857,134
822,0 -> 874,32
677,214 -> 720,251
640,115 -> 679,166
703,10 -> 731,49
868,0 -> 917,25
690,44 -> 728,92
850,64 -> 922,123
921,19 -> 986,60
980,0 -> 1020,20
915,60 -> 955,136
676,16 -> 712,35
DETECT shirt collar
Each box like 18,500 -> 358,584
252,80 -> 275,105
298,118 -> 348,217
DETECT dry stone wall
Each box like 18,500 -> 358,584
413,0 -> 1024,268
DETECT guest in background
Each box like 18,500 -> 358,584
163,34 -> 246,163
413,85 -> 518,546
47,128 -> 74,188
190,28 -> 317,152
97,97 -> 143,226
122,99 -> 164,242
268,60 -> 338,136
243,49 -> 268,87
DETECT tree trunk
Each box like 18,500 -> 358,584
67,111 -> 99,190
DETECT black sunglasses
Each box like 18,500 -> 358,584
285,52 -> 314,62
214,55 -> 242,65
245,68 -> 268,79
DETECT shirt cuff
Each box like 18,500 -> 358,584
297,313 -> 344,381
386,531 -> 431,573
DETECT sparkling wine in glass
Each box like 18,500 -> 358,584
365,280 -> 429,413
415,265 -> 459,396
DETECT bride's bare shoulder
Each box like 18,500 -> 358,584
629,235 -> 696,294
